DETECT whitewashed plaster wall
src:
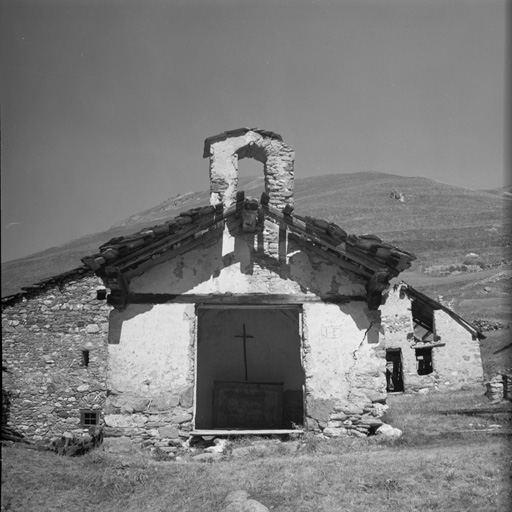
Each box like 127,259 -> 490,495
108,304 -> 194,396
129,226 -> 367,297
432,310 -> 484,389
303,302 -> 376,400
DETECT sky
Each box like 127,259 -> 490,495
1,0 -> 508,262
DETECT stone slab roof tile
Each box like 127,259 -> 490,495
80,193 -> 416,280
203,128 -> 284,158
1,267 -> 91,306
403,282 -> 485,340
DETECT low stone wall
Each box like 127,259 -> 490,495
2,272 -> 110,443
485,374 -> 512,403
102,388 -> 194,453
305,396 -> 387,438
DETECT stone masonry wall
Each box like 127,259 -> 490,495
2,273 -> 110,443
207,130 -> 295,210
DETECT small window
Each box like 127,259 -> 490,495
416,347 -> 433,375
82,350 -> 90,367
80,410 -> 100,427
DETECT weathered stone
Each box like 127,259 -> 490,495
305,417 -> 319,430
158,426 -> 180,439
350,430 -> 367,438
329,412 -> 348,421
367,391 -> 387,403
360,416 -> 383,427
171,412 -> 192,424
340,404 -> 364,415
323,427 -> 348,437
222,490 -> 270,512
375,424 -> 402,438
223,490 -> 250,505
104,414 -> 147,428
237,500 -> 269,512
370,403 -> 388,417
306,396 -> 334,423
149,394 -> 180,412
179,386 -> 194,408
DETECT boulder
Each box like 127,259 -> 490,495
222,490 -> 270,512
223,490 -> 250,505
375,424 -> 402,438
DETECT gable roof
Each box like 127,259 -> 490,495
1,267 -> 93,306
81,191 -> 416,294
401,282 -> 485,340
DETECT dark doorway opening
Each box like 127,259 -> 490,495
195,306 -> 305,431
386,349 -> 404,392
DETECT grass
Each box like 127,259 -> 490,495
3,390 -> 511,512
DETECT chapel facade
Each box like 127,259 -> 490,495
2,129 -> 484,448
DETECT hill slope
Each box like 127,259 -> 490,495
2,172 -> 509,303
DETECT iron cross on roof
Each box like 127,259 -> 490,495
235,324 -> 255,381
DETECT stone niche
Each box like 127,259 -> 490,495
204,128 -> 295,210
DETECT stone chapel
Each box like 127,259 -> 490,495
2,128 -> 484,447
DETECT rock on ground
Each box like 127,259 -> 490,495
375,424 -> 403,438
222,490 -> 269,512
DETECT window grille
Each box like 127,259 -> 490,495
80,410 -> 99,427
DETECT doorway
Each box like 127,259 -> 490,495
385,349 -> 404,392
195,306 -> 305,430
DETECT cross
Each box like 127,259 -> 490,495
234,324 -> 255,381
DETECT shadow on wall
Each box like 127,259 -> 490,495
2,367 -> 26,442
108,304 -> 155,345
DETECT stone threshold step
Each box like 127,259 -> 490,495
190,429 -> 303,436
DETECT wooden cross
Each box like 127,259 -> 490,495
235,324 -> 255,381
